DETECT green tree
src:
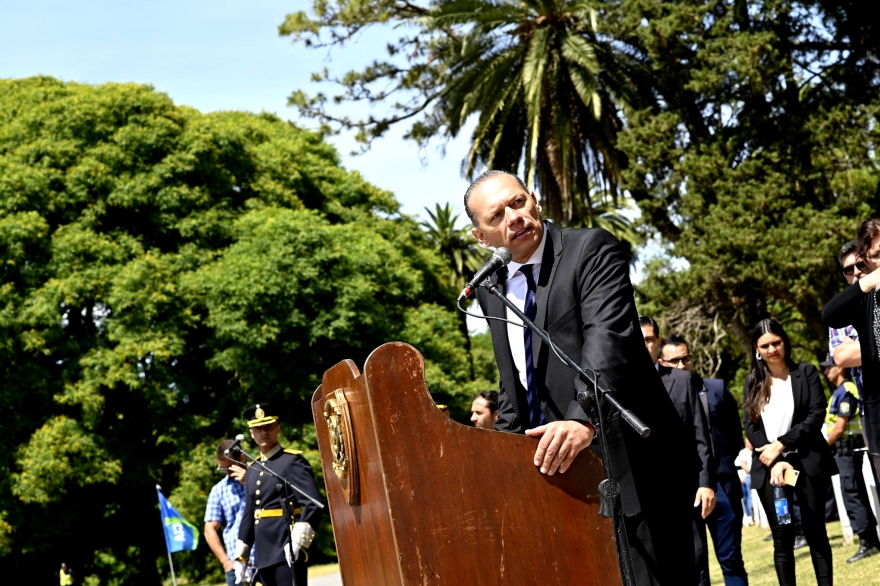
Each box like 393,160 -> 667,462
420,203 -> 486,289
615,0 -> 880,365
0,76 -> 475,584
282,0 -> 651,230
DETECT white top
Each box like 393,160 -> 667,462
505,223 -> 549,393
761,375 -> 795,444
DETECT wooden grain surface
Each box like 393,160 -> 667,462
313,358 -> 403,586
313,343 -> 622,586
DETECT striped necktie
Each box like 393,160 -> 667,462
519,264 -> 546,429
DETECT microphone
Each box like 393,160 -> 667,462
457,247 -> 513,301
224,434 -> 245,457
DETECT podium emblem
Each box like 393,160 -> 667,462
323,388 -> 359,505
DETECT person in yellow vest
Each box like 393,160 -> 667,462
59,562 -> 74,585
822,355 -> 880,563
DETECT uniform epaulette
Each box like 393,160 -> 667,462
284,448 -> 303,455
247,460 -> 255,468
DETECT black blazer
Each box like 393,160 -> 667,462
703,378 -> 744,500
476,223 -> 696,518
659,367 -> 716,490
824,282 -> 880,452
741,363 -> 837,489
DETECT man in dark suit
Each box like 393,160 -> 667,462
660,336 -> 748,586
657,339 -> 716,586
466,170 -> 695,586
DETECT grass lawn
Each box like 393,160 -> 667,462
202,563 -> 340,586
200,525 -> 880,585
709,521 -> 880,585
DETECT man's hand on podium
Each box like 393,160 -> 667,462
525,420 -> 595,476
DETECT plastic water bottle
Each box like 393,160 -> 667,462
773,486 -> 791,525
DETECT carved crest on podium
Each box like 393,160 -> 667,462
323,388 -> 359,505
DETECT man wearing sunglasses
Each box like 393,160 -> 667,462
828,241 -> 866,407
659,337 -> 748,586
657,335 -> 716,586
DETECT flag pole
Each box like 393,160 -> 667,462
167,546 -> 178,586
157,485 -> 178,586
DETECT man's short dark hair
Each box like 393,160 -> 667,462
660,335 -> 689,352
638,316 -> 659,338
857,218 -> 880,259
477,390 -> 499,413
216,439 -> 241,461
837,240 -> 859,269
463,170 -> 529,227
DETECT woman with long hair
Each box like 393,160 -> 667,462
742,319 -> 837,586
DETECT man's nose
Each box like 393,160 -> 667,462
504,206 -> 522,225
675,362 -> 685,369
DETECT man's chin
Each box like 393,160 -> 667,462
509,230 -> 541,260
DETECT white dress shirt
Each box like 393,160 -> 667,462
761,375 -> 794,444
504,223 -> 549,393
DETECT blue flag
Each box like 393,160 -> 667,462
156,485 -> 198,553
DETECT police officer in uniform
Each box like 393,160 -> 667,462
822,356 -> 880,563
233,404 -> 324,585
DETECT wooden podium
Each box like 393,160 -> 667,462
312,343 -> 622,586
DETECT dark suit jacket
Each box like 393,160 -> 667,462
659,367 -> 715,490
476,223 -> 696,519
703,378 -> 744,501
824,282 -> 880,452
741,363 -> 837,490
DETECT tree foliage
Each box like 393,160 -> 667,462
282,0 -> 650,231
0,76 -> 478,584
617,0 -> 880,366
284,0 -> 880,372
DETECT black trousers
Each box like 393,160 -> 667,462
693,509 -> 710,586
756,471 -> 832,586
257,560 -> 308,586
835,447 -> 878,539
622,505 -> 695,586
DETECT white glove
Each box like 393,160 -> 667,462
284,522 -> 316,566
233,560 -> 246,584
284,540 -> 300,566
232,540 -> 251,584
244,564 -> 257,584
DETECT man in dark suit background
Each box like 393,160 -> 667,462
657,338 -> 716,586
466,170 -> 695,586
659,336 -> 749,586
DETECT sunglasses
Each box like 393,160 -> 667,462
662,354 -> 691,366
843,261 -> 867,276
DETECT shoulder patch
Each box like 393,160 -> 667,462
840,402 -> 851,415
284,448 -> 303,455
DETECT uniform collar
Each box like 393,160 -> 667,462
260,444 -> 282,461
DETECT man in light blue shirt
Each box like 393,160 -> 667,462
205,439 -> 254,586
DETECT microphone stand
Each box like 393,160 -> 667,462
237,446 -> 325,586
482,282 -> 649,586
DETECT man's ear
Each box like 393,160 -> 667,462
471,226 -> 491,248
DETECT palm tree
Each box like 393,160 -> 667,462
570,188 -> 641,265
421,203 -> 490,374
420,202 -> 489,288
430,0 -> 653,228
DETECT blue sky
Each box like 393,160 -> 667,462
0,0 -> 473,221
